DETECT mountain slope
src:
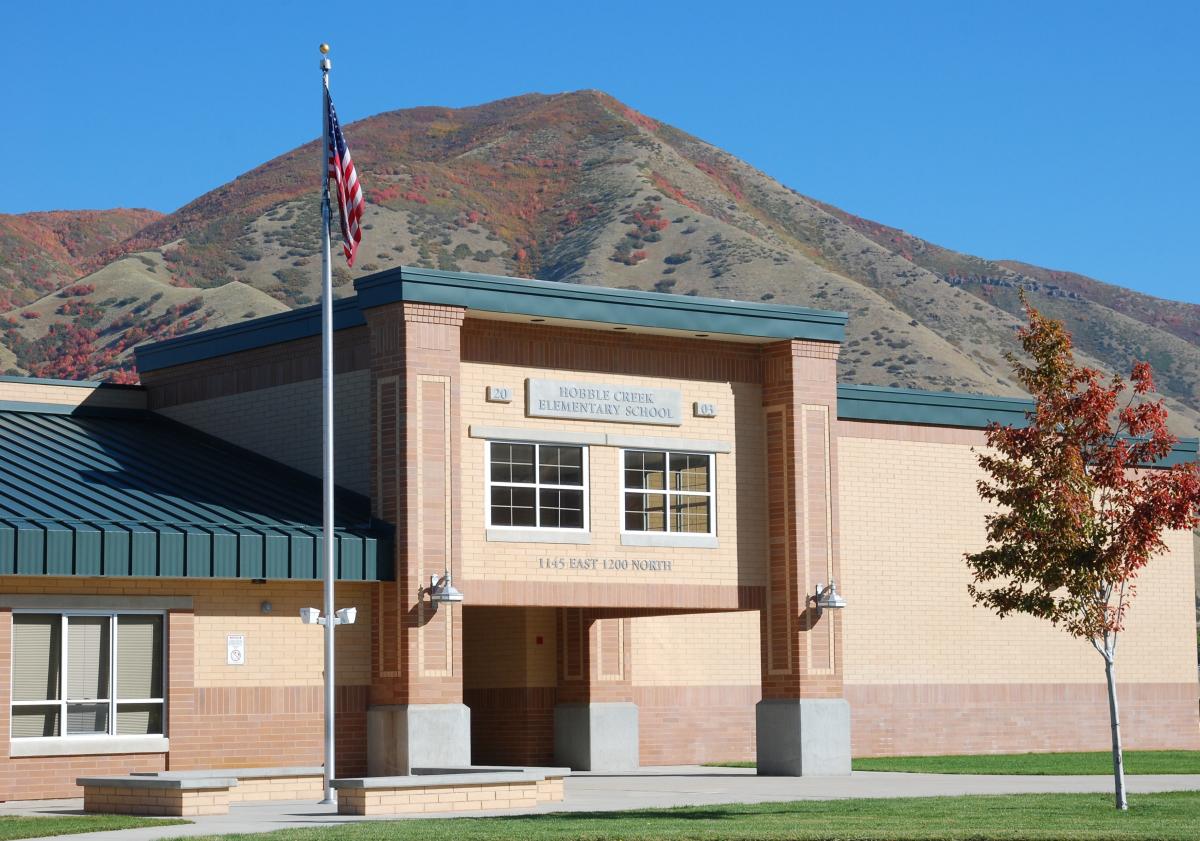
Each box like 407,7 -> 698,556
0,91 -> 1195,436
0,209 -> 162,309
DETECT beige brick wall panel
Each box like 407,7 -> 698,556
837,433 -> 1198,686
459,362 -> 766,592
156,372 -> 372,496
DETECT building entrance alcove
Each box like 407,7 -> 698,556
462,606 -> 560,766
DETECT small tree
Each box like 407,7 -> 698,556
966,295 -> 1200,810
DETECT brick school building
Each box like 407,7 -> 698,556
1,267 -> 1196,801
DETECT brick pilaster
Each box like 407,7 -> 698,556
164,609 -> 197,769
0,609 -> 10,802
759,339 -> 844,700
366,302 -> 466,706
555,609 -> 633,704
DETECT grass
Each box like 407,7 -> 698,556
179,792 -> 1200,841
852,751 -> 1200,776
705,751 -> 1200,775
0,814 -> 186,840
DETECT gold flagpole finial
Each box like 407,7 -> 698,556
319,43 -> 331,55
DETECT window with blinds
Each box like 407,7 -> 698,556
10,612 -> 164,740
622,450 -> 714,535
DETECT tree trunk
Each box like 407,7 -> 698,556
1104,654 -> 1128,810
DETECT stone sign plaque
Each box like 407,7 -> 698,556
526,378 -> 682,426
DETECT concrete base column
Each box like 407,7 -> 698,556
367,703 -> 471,776
553,702 -> 639,771
755,698 -> 851,776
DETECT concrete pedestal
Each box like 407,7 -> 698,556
755,698 -> 851,776
367,704 -> 471,776
553,702 -> 639,771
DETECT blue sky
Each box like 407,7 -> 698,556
9,1 -> 1199,303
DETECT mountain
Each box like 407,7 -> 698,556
1,91 -> 1197,436
0,209 -> 162,307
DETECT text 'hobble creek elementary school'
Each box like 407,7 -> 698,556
0,266 -> 1196,804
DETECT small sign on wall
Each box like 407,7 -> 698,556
487,385 -> 513,403
226,633 -> 246,666
694,401 -> 718,418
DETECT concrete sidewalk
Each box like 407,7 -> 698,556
5,766 -> 1200,841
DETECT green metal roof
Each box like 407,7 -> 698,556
136,267 -> 846,373
0,407 -> 391,581
355,267 -> 848,340
837,383 -> 1199,467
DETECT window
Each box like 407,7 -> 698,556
11,613 -> 164,740
487,442 -> 587,530
623,450 -> 713,534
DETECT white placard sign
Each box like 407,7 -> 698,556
226,633 -> 246,666
526,378 -> 682,426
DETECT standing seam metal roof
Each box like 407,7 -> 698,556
0,408 -> 391,580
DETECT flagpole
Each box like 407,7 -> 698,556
318,42 -> 337,806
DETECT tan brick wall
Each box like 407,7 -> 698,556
630,611 -> 759,687
0,577 -> 373,688
838,422 -> 1200,755
0,380 -> 146,411
837,428 -> 1198,686
635,685 -> 758,764
628,611 -> 761,764
463,607 -> 556,690
0,577 -> 377,799
155,371 -> 372,497
226,775 -> 324,802
336,776 -> 565,815
459,362 -> 766,589
83,784 -> 231,817
463,607 -> 558,765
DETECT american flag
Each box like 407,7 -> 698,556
326,94 -> 363,266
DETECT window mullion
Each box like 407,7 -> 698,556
534,443 -> 541,528
59,615 -> 68,737
108,614 -> 117,736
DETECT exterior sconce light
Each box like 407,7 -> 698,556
299,607 -> 358,625
810,580 -> 847,612
426,571 -> 464,604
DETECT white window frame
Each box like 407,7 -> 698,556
484,440 -> 590,534
9,609 -> 167,745
619,449 -> 717,542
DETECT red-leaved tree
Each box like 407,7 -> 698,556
966,295 -> 1200,810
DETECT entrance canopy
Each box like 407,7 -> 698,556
0,405 -> 390,581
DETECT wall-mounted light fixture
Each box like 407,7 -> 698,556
810,580 -> 846,613
299,606 -> 358,625
426,571 -> 464,604
260,600 -> 273,615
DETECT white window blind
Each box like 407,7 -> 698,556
11,615 -> 61,738
10,611 -> 165,741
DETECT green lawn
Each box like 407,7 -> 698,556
0,814 -> 186,840
705,751 -> 1200,775
180,792 -> 1200,841
852,751 -> 1200,775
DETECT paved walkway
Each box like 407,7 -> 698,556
5,766 -> 1200,841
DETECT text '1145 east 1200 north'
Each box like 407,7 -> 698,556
536,556 -> 674,572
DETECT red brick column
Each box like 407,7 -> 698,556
756,339 -> 849,775
553,609 -> 638,770
164,609 -> 198,769
364,301 -> 469,773
555,610 -> 633,704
